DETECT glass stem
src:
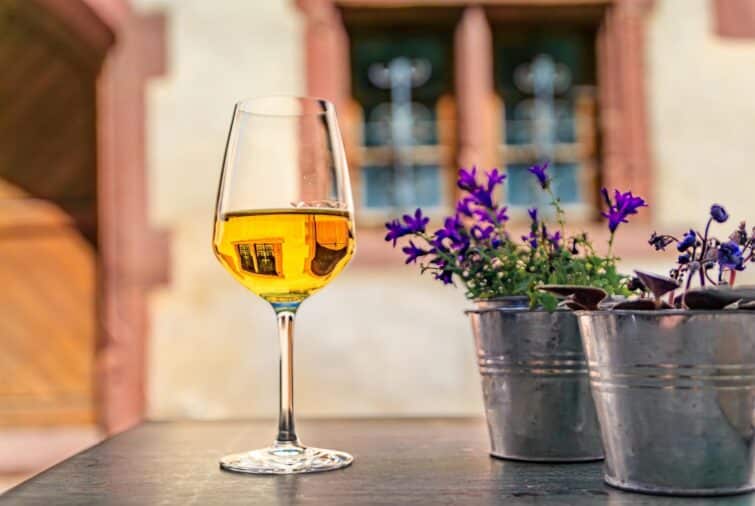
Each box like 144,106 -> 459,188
276,311 -> 299,445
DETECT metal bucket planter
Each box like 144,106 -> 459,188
466,299 -> 603,462
578,310 -> 755,496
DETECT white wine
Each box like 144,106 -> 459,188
213,208 -> 354,304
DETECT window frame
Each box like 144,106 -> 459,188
296,0 -> 655,227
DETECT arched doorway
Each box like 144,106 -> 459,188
0,0 -> 168,478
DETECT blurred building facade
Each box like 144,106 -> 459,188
1,0 -> 755,485
140,0 -> 755,422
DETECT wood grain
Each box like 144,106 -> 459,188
0,198 -> 95,426
0,0 -> 99,426
1,419 -> 746,505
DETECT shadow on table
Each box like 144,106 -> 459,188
488,458 -> 755,506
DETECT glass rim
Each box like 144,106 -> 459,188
235,95 -> 334,117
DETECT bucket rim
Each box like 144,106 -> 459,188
574,309 -> 755,317
465,307 -> 573,315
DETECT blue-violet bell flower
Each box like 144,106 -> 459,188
384,208 -> 429,247
434,269 -> 454,285
456,197 -> 475,217
522,231 -> 538,249
457,166 -> 478,193
718,240 -> 745,271
486,168 -> 506,192
601,188 -> 647,233
527,162 -> 549,189
471,225 -> 495,241
402,240 -> 429,264
549,231 -> 562,249
384,219 -> 409,247
677,229 -> 697,252
710,204 -> 729,224
402,208 -> 429,234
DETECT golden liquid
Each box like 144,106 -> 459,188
213,208 -> 355,304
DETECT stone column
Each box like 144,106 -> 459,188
96,9 -> 169,435
455,6 -> 496,176
298,0 -> 350,108
598,0 -> 654,217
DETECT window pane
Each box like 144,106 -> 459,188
413,165 -> 442,207
350,31 -> 452,211
494,27 -> 598,211
362,165 -> 442,209
506,162 -> 580,206
362,165 -> 395,208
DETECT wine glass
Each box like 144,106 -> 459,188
212,96 -> 356,474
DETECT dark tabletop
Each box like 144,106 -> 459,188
3,418 -> 755,505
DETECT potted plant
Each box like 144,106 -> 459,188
576,205 -> 755,495
384,163 -> 646,461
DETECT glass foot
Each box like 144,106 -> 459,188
219,442 -> 353,475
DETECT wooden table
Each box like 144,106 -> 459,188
2,419 -> 752,505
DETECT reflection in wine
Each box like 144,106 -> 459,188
213,208 -> 354,305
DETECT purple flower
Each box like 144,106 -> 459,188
457,167 -> 479,192
472,208 -> 490,222
471,187 -> 494,209
430,257 -> 446,267
718,241 -> 745,271
402,208 -> 429,234
486,168 -> 506,193
549,231 -> 562,249
457,167 -> 506,211
710,204 -> 729,224
614,190 -> 647,216
601,188 -> 647,234
527,162 -> 549,189
434,214 -> 469,252
384,219 -> 409,247
522,232 -> 538,249
456,197 -> 475,217
434,269 -> 454,285
384,208 -> 430,246
677,229 -> 697,252
471,225 -> 494,241
678,253 -> 691,264
402,240 -> 429,264
528,207 -> 538,223
472,206 -> 509,225
603,212 -> 625,234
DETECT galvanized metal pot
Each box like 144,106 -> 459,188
466,300 -> 603,462
578,310 -> 755,496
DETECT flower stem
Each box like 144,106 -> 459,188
682,266 -> 696,309
607,232 -> 615,259
546,187 -> 566,240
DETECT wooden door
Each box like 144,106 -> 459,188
0,0 -> 99,426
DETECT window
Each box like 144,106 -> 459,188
344,11 -> 458,218
493,27 -> 599,219
254,244 -> 278,275
235,242 -> 282,276
301,2 -> 653,227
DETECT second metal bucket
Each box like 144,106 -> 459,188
578,310 -> 755,496
467,302 -> 603,462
